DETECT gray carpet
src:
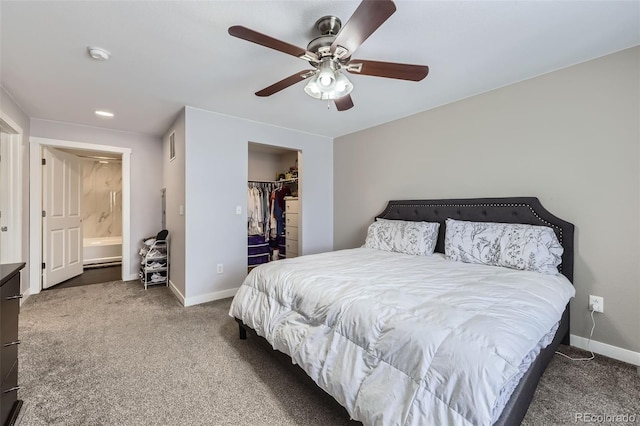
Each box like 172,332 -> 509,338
16,281 -> 640,426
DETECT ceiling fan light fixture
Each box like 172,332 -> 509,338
317,60 -> 336,89
230,0 -> 427,112
318,72 -> 334,88
304,75 -> 322,98
304,58 -> 353,101
334,72 -> 353,97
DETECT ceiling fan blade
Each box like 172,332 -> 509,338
334,94 -> 354,111
255,70 -> 315,97
330,0 -> 396,58
229,25 -> 308,59
347,59 -> 429,81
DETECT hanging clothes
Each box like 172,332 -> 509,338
247,185 -> 263,235
248,179 -> 296,265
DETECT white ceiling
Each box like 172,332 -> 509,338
1,1 -> 638,138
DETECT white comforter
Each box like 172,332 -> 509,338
229,248 -> 575,426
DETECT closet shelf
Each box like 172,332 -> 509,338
248,178 -> 297,184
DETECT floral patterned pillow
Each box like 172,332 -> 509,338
444,219 -> 563,274
365,219 -> 439,256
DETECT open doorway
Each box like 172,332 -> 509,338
29,137 -> 132,296
42,147 -> 124,290
0,115 -> 23,265
247,142 -> 302,273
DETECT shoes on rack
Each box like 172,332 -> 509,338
147,261 -> 166,270
147,249 -> 164,258
144,237 -> 156,247
150,273 -> 166,283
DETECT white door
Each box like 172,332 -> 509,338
43,147 -> 83,288
0,132 -> 5,262
0,125 -> 22,264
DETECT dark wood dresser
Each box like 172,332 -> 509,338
0,263 -> 24,426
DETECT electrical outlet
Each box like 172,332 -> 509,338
216,264 -> 224,274
589,295 -> 604,313
236,205 -> 242,215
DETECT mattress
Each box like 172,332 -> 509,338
230,248 -> 575,425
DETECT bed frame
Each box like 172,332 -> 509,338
236,196 -> 574,426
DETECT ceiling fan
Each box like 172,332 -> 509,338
228,0 -> 429,111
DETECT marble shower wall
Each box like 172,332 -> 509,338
82,159 -> 122,238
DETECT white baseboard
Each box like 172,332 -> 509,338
570,334 -> 640,366
83,256 -> 122,266
168,281 -> 237,306
168,280 -> 185,305
20,287 -> 31,306
184,287 -> 238,307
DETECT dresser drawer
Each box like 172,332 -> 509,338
285,240 -> 298,257
0,342 -> 18,385
285,227 -> 298,240
285,213 -> 298,227
0,277 -> 19,340
285,199 -> 299,214
0,360 -> 18,426
0,276 -> 19,384
0,276 -> 20,303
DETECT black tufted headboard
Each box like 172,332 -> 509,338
376,197 -> 574,283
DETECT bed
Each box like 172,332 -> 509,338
230,197 -> 574,425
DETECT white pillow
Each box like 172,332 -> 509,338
444,219 -> 563,274
365,219 -> 439,256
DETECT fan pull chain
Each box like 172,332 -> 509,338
327,100 -> 331,110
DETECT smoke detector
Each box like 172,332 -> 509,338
87,46 -> 110,61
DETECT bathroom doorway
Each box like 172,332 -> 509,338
29,137 -> 132,295
42,147 -> 124,289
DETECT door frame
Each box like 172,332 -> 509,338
29,137 -> 132,295
0,112 -> 23,264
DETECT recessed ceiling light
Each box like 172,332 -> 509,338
95,110 -> 114,118
87,46 -> 111,61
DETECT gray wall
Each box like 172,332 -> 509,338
334,47 -> 640,352
163,111 -> 186,297
31,119 -> 164,280
248,150 -> 282,181
182,107 -> 333,304
248,149 -> 299,181
0,87 -> 31,295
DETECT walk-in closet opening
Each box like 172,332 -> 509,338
247,142 -> 301,273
